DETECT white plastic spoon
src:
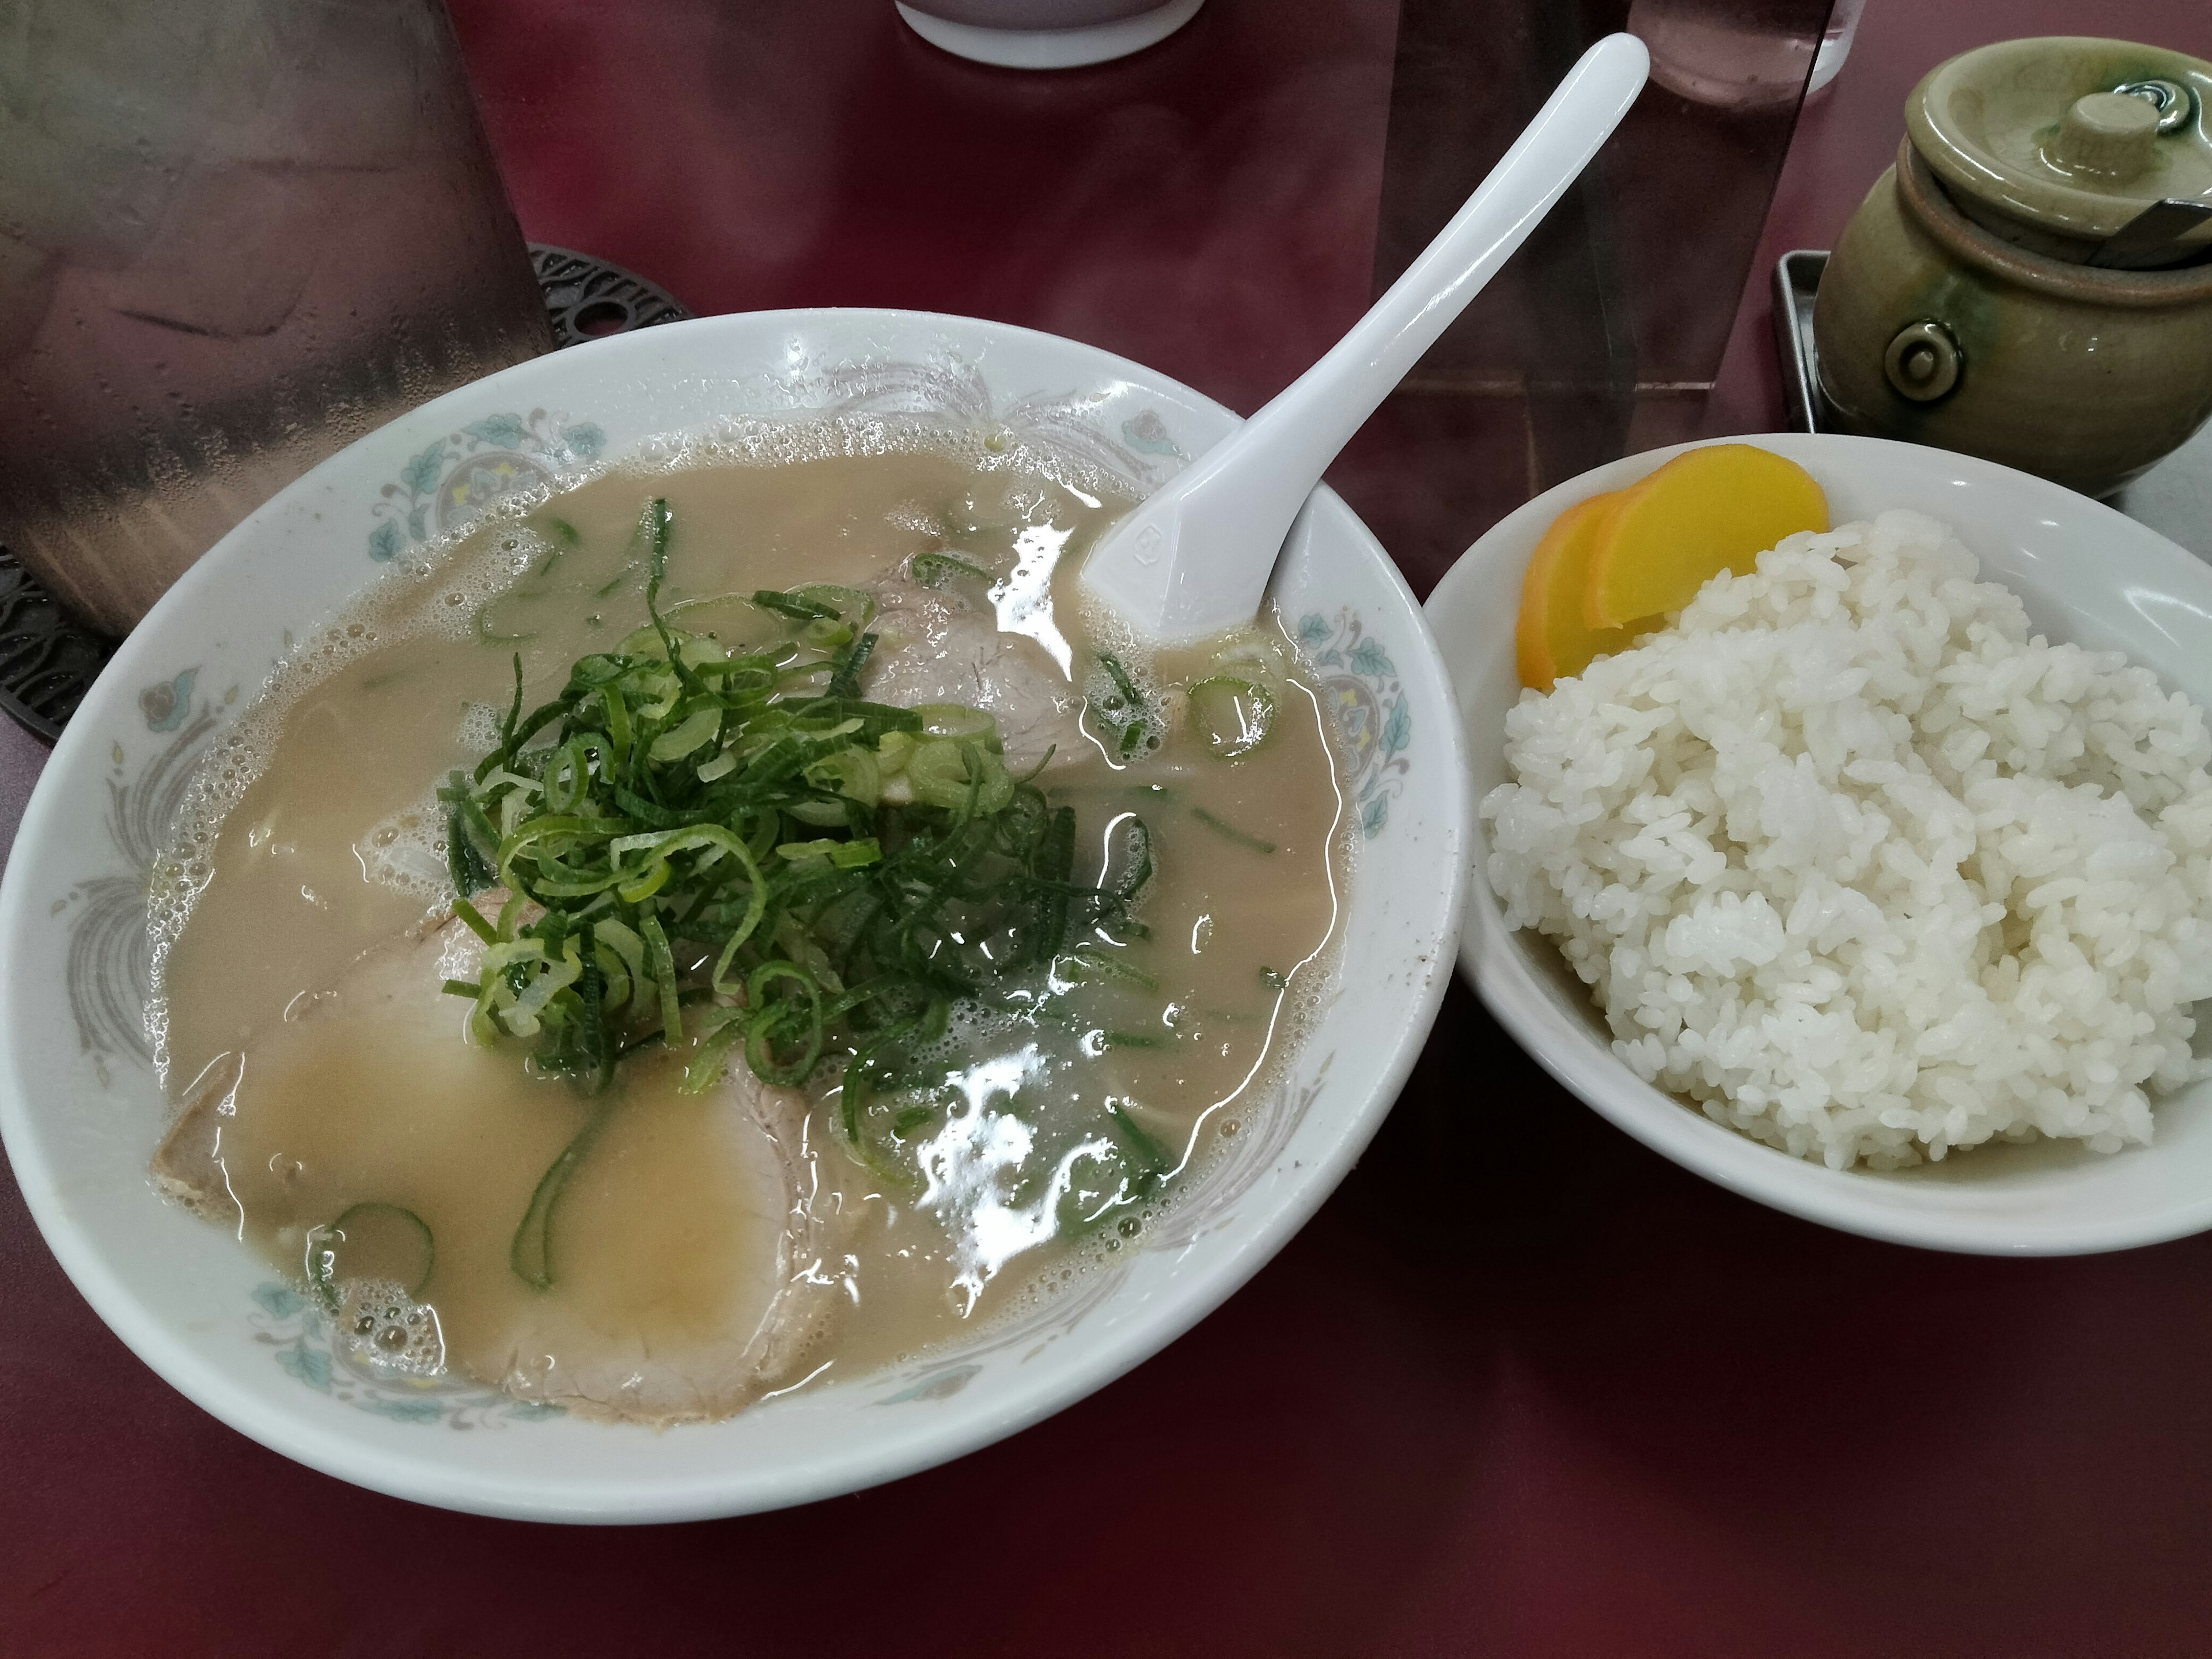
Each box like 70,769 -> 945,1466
1081,31 -> 1651,643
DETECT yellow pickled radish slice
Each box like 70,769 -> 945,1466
1515,490 -> 1642,691
1582,444 -> 1828,630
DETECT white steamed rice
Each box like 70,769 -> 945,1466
1482,509 -> 2212,1169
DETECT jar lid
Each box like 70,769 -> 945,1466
1906,36 -> 2212,250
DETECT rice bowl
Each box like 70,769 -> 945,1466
1433,433 -> 2212,1256
1482,509 -> 2212,1172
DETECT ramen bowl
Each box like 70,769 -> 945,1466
1431,432 -> 2212,1256
0,310 -> 1467,1522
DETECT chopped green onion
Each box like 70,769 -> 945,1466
595,918 -> 647,983
1107,1101 -> 1172,1184
790,584 -> 875,625
756,579 -> 867,628
679,1007 -> 749,1095
308,1202 -> 436,1303
1109,816 -> 1154,900
912,552 -> 993,589
647,705 -> 722,763
445,495 -> 1162,1283
510,1106 -> 612,1290
1099,653 -> 1144,713
1191,806 -> 1277,853
641,911 -> 682,1046
1062,944 -> 1158,991
450,896 -> 497,942
777,836 -> 883,868
913,703 -> 1001,747
906,737 -> 1013,813
827,631 -> 877,700
751,588 -> 838,622
746,960 -> 824,1086
1188,675 -> 1276,759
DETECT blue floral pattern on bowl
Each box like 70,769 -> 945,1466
367,408 -> 605,562
249,1282 -> 562,1429
1300,609 -> 1411,836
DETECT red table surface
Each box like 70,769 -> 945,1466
8,2 -> 2212,1654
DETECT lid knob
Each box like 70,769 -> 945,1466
2051,91 -> 2160,181
1904,40 -> 2212,251
2111,78 -> 2196,135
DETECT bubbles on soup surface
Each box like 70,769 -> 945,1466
354,790 -> 452,905
333,1278 -> 448,1378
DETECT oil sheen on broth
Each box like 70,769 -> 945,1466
151,429 -> 1346,1423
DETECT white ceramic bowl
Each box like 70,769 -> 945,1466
0,310 -> 1467,1521
1430,432 -> 2212,1256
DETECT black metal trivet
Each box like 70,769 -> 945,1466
0,547 -> 117,742
531,244 -> 692,349
0,247 -> 694,745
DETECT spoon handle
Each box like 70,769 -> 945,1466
1086,32 -> 1650,641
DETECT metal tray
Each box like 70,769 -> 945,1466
1770,248 -> 1830,434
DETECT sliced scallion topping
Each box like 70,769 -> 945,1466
1094,651 -> 1158,757
308,1202 -> 436,1304
1098,652 -> 1143,712
438,497 -> 1161,1286
1188,675 -> 1276,759
510,1105 -> 612,1291
912,551 -> 993,589
1190,806 -> 1277,853
1107,1101 -> 1171,1191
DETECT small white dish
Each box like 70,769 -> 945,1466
1429,431 -> 2212,1256
0,309 -> 1467,1521
895,0 -> 1203,69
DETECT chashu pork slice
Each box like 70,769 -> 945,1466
154,902 -> 846,1425
862,564 -> 1085,774
489,1061 -> 845,1425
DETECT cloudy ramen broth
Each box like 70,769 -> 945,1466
149,426 -> 1347,1423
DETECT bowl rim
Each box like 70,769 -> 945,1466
0,306 -> 1468,1520
1433,430 -> 2212,1257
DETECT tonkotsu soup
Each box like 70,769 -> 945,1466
148,425 -> 1347,1423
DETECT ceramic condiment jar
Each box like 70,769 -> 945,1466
1813,37 -> 2212,498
